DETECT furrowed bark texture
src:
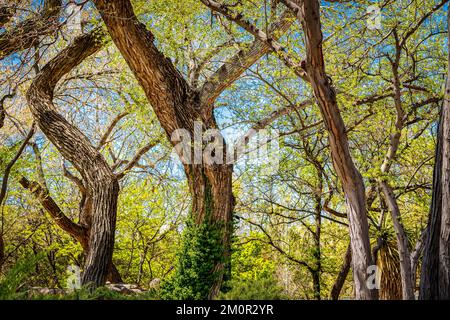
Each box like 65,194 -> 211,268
26,30 -> 119,288
419,109 -> 443,299
18,176 -> 123,283
92,0 -> 235,297
420,8 -> 450,300
92,0 -> 295,297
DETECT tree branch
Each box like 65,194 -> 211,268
19,177 -> 86,241
200,7 -> 297,106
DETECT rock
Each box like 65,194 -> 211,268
149,278 -> 161,289
106,283 -> 146,294
29,287 -> 66,295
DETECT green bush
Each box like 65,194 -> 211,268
0,254 -> 42,300
217,277 -> 286,300
160,216 -> 225,300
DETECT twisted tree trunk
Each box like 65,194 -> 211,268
330,244 -> 352,300
26,30 -> 119,288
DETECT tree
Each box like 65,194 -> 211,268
420,6 -> 450,300
203,0 -> 376,300
25,30 -> 122,288
91,0 -> 292,298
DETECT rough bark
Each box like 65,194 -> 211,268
419,108 -> 443,299
420,7 -> 450,300
92,0 -> 291,297
26,29 -> 119,288
19,177 -> 87,244
19,176 -> 123,283
440,9 -> 450,298
294,0 -> 376,299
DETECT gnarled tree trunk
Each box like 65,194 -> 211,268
26,30 -> 119,288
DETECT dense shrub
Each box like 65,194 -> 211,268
218,277 -> 286,300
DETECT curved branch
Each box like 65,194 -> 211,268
115,142 -> 157,180
97,112 -> 129,150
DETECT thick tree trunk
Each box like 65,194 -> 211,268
296,0 -> 376,299
19,176 -> 123,283
420,8 -> 450,300
93,0 -> 292,297
189,163 -> 234,298
80,179 -> 118,287
419,109 -> 443,299
92,0 -> 239,297
440,40 -> 450,299
26,30 -> 118,289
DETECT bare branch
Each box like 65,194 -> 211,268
200,7 -> 297,106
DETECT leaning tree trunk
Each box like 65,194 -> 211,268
296,0 -> 376,299
26,30 -> 119,289
330,244 -> 352,300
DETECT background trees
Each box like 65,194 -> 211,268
0,0 -> 449,300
